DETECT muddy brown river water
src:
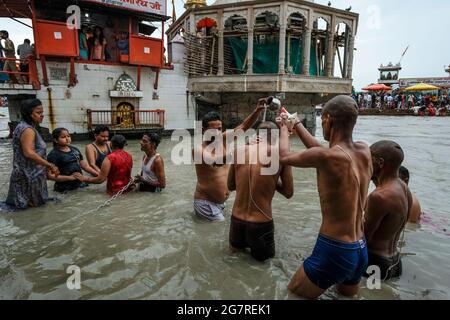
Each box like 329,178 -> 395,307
0,116 -> 449,299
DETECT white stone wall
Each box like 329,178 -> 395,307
35,61 -> 194,134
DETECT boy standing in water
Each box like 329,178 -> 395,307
47,128 -> 98,192
279,95 -> 372,299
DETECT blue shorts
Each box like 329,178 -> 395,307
303,234 -> 368,290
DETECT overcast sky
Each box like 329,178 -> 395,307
1,0 -> 449,90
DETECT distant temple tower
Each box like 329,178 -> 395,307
185,0 -> 207,9
378,62 -> 401,86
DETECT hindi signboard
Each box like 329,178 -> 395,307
84,0 -> 166,16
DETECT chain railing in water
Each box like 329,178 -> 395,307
88,178 -> 136,214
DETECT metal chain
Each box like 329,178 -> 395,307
88,178 -> 136,213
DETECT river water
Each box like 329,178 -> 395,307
0,116 -> 449,300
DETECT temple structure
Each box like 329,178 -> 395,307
0,0 -> 359,137
167,0 -> 359,133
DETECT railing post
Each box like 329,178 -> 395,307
40,55 -> 49,86
87,109 -> 92,131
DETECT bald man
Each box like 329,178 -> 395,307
279,95 -> 372,299
365,141 -> 412,280
227,121 -> 293,262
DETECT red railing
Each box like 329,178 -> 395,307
87,109 -> 165,131
0,55 -> 40,89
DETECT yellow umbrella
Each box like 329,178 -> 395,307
403,83 -> 440,91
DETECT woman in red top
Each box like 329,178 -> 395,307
75,135 -> 134,195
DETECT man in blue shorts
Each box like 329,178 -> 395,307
279,95 -> 373,299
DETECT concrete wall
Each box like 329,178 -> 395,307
14,61 -> 196,134
195,92 -> 320,134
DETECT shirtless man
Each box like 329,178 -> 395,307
279,95 -> 372,299
85,125 -> 112,175
227,121 -> 293,261
193,100 -> 265,222
399,166 -> 422,223
364,141 -> 412,280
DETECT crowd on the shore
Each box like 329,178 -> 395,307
352,92 -> 450,115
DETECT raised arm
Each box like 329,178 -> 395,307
223,98 -> 266,143
293,121 -> 323,149
276,165 -> 293,199
364,192 -> 387,242
279,118 -> 327,169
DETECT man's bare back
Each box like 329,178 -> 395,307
316,142 -> 372,242
280,95 -> 371,298
229,144 -> 293,223
365,179 -> 411,257
227,121 -> 293,262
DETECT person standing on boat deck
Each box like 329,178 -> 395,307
0,39 -> 10,83
47,128 -> 98,193
17,39 -> 34,83
227,121 -> 293,261
135,132 -> 166,192
364,141 -> 412,281
6,99 -> 60,209
399,166 -> 422,224
0,30 -> 23,84
90,27 -> 107,61
75,135 -> 133,195
193,100 -> 265,222
85,125 -> 112,175
279,95 -> 372,299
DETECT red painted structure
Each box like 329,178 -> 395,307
1,0 -> 169,89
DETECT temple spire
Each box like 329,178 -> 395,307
185,0 -> 207,9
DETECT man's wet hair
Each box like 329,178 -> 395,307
144,132 -> 161,148
370,140 -> 405,169
399,166 -> 410,184
323,95 -> 358,129
111,135 -> 127,149
202,111 -> 221,130
94,125 -> 110,135
0,30 -> 8,38
20,98 -> 42,125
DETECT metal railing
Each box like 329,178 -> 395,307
0,55 -> 40,89
87,109 -> 165,131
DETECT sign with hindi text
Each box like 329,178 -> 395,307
84,0 -> 166,16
